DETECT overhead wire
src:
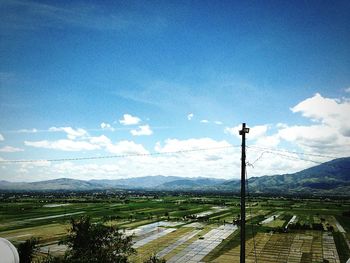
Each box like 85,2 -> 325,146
248,147 -> 350,171
246,146 -> 345,167
247,145 -> 340,160
0,145 -> 240,164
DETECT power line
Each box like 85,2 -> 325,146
0,145 -> 239,164
246,147 -> 329,165
247,147 -> 350,170
247,145 -> 340,160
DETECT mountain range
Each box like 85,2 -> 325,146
0,157 -> 349,196
222,157 -> 350,195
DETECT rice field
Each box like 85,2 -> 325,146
0,194 -> 349,262
212,231 -> 340,263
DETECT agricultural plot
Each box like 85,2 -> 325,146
212,231 -> 340,263
167,224 -> 237,263
133,228 -> 176,248
0,194 -> 349,262
124,221 -> 182,237
261,214 -> 280,224
195,206 -> 228,218
157,229 -> 202,258
131,227 -> 200,262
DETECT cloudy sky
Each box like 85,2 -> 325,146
1,0 -> 350,182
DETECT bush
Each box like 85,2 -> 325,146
62,216 -> 135,263
143,255 -> 166,263
17,237 -> 39,263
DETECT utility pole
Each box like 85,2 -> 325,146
239,123 -> 249,263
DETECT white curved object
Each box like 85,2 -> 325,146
0,238 -> 20,263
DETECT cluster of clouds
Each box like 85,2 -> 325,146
100,114 -> 153,136
1,93 -> 350,181
224,93 -> 350,158
8,136 -> 313,181
24,130 -> 149,155
187,113 -> 223,125
1,113 -> 153,154
0,133 -> 24,153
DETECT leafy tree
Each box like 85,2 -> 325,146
143,254 -> 166,263
40,253 -> 64,263
62,216 -> 135,263
17,237 -> 40,263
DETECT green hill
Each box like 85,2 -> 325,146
221,157 -> 350,196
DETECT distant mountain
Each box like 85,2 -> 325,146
0,178 -> 103,191
29,178 -> 101,190
0,175 -> 226,191
90,175 -> 183,189
221,157 -> 350,195
1,157 -> 349,195
157,178 -> 226,190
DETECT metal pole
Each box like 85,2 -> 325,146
239,123 -> 248,263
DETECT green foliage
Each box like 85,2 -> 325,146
40,254 -> 65,263
17,237 -> 39,263
333,232 -> 350,263
62,216 -> 135,263
143,254 -> 166,263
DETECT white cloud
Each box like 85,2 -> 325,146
130,125 -> 153,136
255,135 -> 280,147
52,162 -> 120,178
345,87 -> 350,93
24,132 -> 149,156
187,113 -> 194,120
4,93 -> 350,181
276,123 -> 288,129
24,139 -> 99,151
224,125 -> 239,137
89,135 -> 149,154
49,127 -> 88,139
0,146 -> 24,152
119,114 -> 141,125
200,120 -> 209,123
0,133 -> 4,141
89,135 -> 111,146
281,93 -> 350,156
214,121 -> 223,125
106,140 -> 149,155
4,136 -> 322,180
291,93 -> 350,129
100,122 -> 114,131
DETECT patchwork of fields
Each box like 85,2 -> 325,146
0,194 -> 349,262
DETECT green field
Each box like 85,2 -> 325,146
1,193 -> 349,262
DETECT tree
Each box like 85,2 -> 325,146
62,216 -> 135,263
143,254 -> 166,263
17,237 -> 39,263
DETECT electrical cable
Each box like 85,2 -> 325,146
246,147 -> 349,168
247,146 -> 334,164
247,145 -> 340,160
0,145 -> 240,164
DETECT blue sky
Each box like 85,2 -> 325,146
1,0 -> 350,181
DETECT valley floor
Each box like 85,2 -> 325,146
0,193 -> 349,262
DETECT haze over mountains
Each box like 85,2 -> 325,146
0,157 -> 349,195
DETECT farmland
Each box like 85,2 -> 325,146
1,192 -> 349,262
